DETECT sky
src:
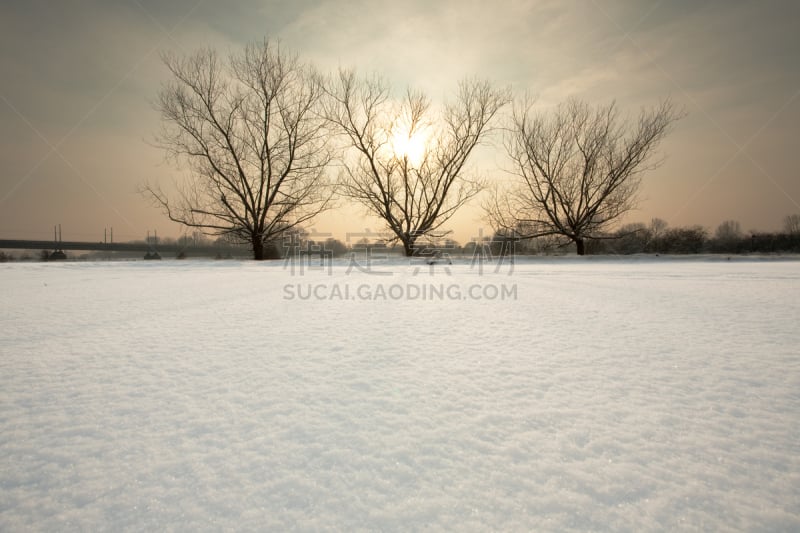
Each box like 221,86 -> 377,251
1,0 -> 798,245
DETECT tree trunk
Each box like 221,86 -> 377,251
253,238 -> 265,260
575,238 -> 585,256
402,239 -> 416,257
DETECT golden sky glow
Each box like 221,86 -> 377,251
1,1 -> 799,244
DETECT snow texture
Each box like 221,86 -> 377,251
1,257 -> 799,531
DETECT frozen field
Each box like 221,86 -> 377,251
1,257 -> 799,531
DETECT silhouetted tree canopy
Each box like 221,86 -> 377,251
487,98 -> 681,255
142,40 -> 333,260
326,70 -> 509,256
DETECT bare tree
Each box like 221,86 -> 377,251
487,97 -> 681,255
647,217 -> 669,253
326,70 -> 510,256
784,214 -> 800,235
141,40 -> 333,260
649,217 -> 668,238
715,220 -> 742,241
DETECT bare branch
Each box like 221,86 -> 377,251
326,71 -> 510,256
144,40 -> 333,259
488,97 -> 682,255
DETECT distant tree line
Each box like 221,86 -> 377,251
2,212 -> 798,263
301,213 -> 800,258
492,214 -> 800,255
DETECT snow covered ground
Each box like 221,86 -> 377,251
1,257 -> 799,531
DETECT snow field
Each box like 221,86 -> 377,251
1,258 -> 799,530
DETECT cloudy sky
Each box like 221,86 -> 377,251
1,0 -> 798,244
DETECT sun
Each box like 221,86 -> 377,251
391,124 -> 428,166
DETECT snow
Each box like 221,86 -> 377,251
1,257 -> 799,531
